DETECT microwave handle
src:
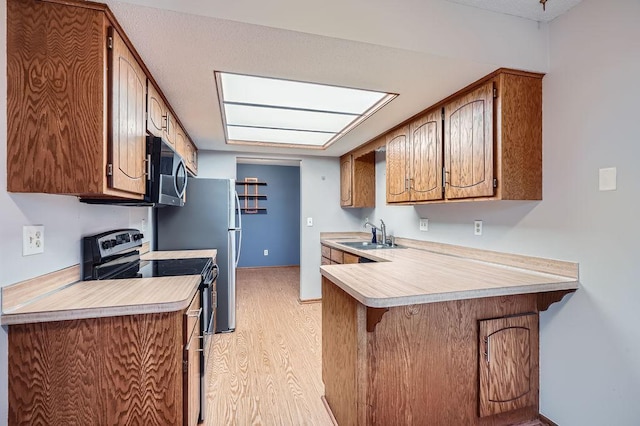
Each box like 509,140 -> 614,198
145,154 -> 152,181
174,158 -> 188,198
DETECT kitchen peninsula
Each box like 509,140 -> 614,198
320,234 -> 578,426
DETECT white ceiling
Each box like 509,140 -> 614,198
445,0 -> 583,22
104,0 -> 581,157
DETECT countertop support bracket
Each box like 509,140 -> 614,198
537,289 -> 576,312
366,307 -> 389,332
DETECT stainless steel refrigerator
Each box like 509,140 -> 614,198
155,178 -> 242,333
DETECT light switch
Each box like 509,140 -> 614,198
599,167 -> 617,191
306,217 -> 313,227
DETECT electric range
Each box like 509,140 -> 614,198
82,228 -> 216,423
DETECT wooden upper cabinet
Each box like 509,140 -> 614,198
386,109 -> 443,203
410,109 -> 443,201
184,139 -> 198,175
386,126 -> 411,203
340,155 -> 353,206
479,313 -> 538,417
6,0 -> 148,198
109,28 -> 147,195
147,82 -> 166,138
444,82 -> 494,199
340,151 -> 374,208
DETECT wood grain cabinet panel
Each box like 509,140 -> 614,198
8,294 -> 202,425
444,82 -> 494,199
479,313 -> 538,417
385,126 -> 411,203
109,27 -> 147,195
6,0 -> 148,198
147,82 -> 167,138
340,155 -> 353,206
184,293 -> 202,426
387,109 -> 443,203
322,276 -> 545,425
184,138 -> 198,175
341,152 -> 375,208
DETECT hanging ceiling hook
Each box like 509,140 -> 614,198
540,0 -> 548,11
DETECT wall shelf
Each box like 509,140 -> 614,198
236,178 -> 267,214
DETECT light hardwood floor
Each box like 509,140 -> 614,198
205,266 -> 333,425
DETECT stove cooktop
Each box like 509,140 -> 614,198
107,257 -> 212,280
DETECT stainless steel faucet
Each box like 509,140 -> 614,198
364,219 -> 387,245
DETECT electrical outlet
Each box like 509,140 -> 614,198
264,249 -> 269,256
23,225 -> 45,255
306,217 -> 313,227
474,220 -> 483,236
419,219 -> 429,231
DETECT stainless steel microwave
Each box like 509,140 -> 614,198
148,136 -> 187,207
80,136 -> 187,207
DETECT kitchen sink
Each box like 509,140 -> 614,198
337,241 -> 404,250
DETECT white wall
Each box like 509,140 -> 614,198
362,1 -> 640,423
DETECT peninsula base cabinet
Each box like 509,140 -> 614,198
322,277 -> 566,426
8,293 -> 201,425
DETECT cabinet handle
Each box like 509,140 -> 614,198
405,178 -> 409,191
187,307 -> 202,318
185,334 -> 205,351
162,113 -> 172,134
484,336 -> 490,363
145,154 -> 152,181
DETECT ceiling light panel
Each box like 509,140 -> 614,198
227,126 -> 333,146
224,104 -> 357,132
216,72 -> 397,149
220,73 -> 387,114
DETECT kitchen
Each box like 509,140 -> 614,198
1,0 -> 639,425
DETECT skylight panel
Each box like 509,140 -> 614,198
216,72 -> 397,149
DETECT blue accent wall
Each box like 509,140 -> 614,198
236,164 -> 300,267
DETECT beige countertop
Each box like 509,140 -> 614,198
320,234 -> 579,308
2,249 -> 216,325
141,249 -> 217,261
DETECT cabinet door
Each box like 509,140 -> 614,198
340,155 -> 353,206
410,109 -> 443,201
147,82 -> 166,138
386,125 -> 410,203
444,82 -> 494,199
184,139 -> 198,175
184,294 -> 202,426
479,313 -> 538,417
176,124 -> 186,158
109,28 -> 147,195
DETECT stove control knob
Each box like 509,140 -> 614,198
133,233 -> 144,241
101,241 -> 111,250
110,239 -> 118,247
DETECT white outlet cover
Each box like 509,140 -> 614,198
23,225 -> 45,256
419,219 -> 429,231
306,217 -> 313,227
474,220 -> 483,236
264,249 -> 269,256
599,167 -> 616,191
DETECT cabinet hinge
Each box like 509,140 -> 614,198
493,87 -> 497,98
493,178 -> 498,188
442,167 -> 446,194
183,360 -> 188,373
107,164 -> 113,176
441,110 -> 445,121
107,36 -> 113,50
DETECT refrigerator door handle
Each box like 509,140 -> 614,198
234,190 -> 242,231
235,229 -> 242,267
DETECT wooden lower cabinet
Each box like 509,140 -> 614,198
322,244 -> 360,265
8,294 -> 200,425
322,277 -> 546,426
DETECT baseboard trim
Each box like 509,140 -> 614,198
540,414 -> 559,426
321,396 -> 338,426
298,297 -> 322,305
